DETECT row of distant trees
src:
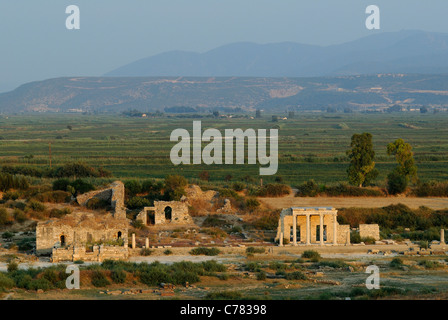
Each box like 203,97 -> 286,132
346,133 -> 417,194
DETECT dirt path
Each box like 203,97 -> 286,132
259,194 -> 448,210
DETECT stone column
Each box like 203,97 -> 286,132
346,230 -> 351,246
279,232 -> 284,246
280,215 -> 285,245
441,229 -> 445,244
131,233 -> 136,249
306,214 -> 311,245
293,213 -> 297,246
145,238 -> 150,248
333,214 -> 338,245
319,214 -> 324,246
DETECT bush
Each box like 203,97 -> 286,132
301,250 -> 321,260
232,182 -> 245,192
7,261 -> 18,273
52,179 -> 71,192
256,271 -> 266,280
0,273 -> 15,290
86,198 -> 110,210
285,271 -> 307,280
141,248 -> 153,256
0,208 -> 10,226
296,180 -> 319,197
90,271 -> 110,287
28,278 -> 52,291
164,249 -> 173,255
13,209 -> 27,223
35,191 -> 71,203
390,258 -> 404,269
189,247 -> 221,256
246,247 -> 265,254
49,208 -> 71,218
256,184 -> 290,197
111,269 -> 127,284
29,201 -> 46,212
387,171 -> 408,195
126,197 -> 152,210
245,198 -> 260,212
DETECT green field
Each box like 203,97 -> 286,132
0,113 -> 447,185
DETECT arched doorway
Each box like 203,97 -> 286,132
164,206 -> 172,222
117,231 -> 122,239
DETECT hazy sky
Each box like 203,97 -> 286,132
1,0 -> 448,92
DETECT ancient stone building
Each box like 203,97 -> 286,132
275,207 -> 382,246
36,181 -> 130,261
136,200 -> 193,226
276,207 -> 343,246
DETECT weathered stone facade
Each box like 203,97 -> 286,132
359,224 -> 380,240
52,244 -> 129,263
136,200 -> 193,226
36,211 -> 129,259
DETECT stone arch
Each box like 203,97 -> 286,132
164,206 -> 172,222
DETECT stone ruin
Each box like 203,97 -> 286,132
36,181 -> 130,262
136,200 -> 193,226
76,181 -> 126,219
275,207 -> 381,246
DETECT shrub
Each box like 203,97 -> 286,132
13,209 -> 27,223
49,208 -> 71,218
164,249 -> 173,255
0,273 -> 15,290
28,278 -> 52,291
29,201 -> 46,212
301,250 -> 321,260
0,208 -> 10,226
90,271 -> 110,287
7,261 -> 18,273
86,198 -> 110,210
387,171 -> 408,195
232,182 -> 245,192
111,269 -> 127,284
189,247 -> 221,256
256,271 -> 267,280
35,191 -> 71,203
141,248 -> 153,256
256,184 -> 290,197
296,180 -> 319,197
390,258 -> 404,269
2,231 -> 14,240
245,198 -> 260,212
202,260 -> 227,273
285,271 -> 307,280
52,179 -> 71,191
126,197 -> 152,210
246,247 -> 265,254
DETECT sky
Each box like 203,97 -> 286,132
1,0 -> 448,93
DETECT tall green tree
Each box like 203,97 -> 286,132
346,133 -> 379,187
387,138 -> 418,183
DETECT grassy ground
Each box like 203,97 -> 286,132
0,113 -> 447,185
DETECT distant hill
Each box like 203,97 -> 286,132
105,30 -> 448,77
1,74 -> 448,113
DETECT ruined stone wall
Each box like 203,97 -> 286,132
76,181 -> 126,219
52,245 -> 129,262
359,224 -> 380,240
337,225 -> 351,244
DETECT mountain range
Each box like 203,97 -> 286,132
1,30 -> 448,113
105,30 -> 448,77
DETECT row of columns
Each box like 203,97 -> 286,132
282,212 -> 338,246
